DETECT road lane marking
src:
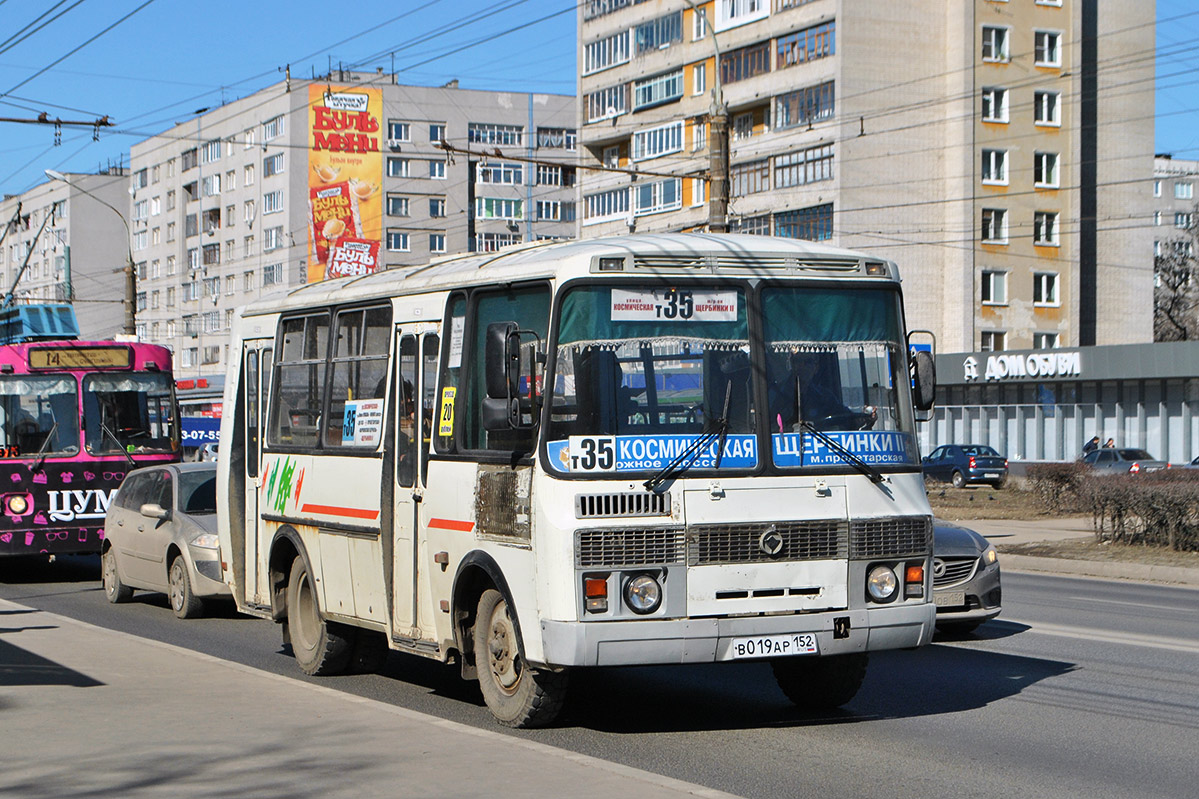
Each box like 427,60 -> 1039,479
1004,618 -> 1199,654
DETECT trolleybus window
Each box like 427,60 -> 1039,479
82,372 -> 176,455
0,375 -> 79,456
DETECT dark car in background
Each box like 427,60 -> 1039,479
923,444 -> 1009,488
1081,447 -> 1169,475
932,520 -> 1002,633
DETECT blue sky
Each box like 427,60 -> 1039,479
0,0 -> 1194,197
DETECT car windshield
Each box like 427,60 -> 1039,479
83,372 -> 178,455
544,282 -> 918,475
0,375 -> 79,456
962,445 -> 999,456
1118,449 -> 1154,460
178,469 -> 217,514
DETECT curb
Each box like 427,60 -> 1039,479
1000,553 -> 1199,587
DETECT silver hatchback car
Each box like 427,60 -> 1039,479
101,462 -> 229,618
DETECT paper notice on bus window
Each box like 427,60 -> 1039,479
438,387 -> 456,436
610,288 -> 738,322
448,316 -> 465,368
342,398 -> 383,446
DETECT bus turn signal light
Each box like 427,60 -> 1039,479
904,563 -> 925,598
584,576 -> 609,613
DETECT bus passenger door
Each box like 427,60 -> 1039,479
391,329 -> 437,640
242,341 -> 272,606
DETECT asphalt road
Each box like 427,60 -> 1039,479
3,557 -> 1197,799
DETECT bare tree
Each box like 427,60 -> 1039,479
1155,203 -> 1199,341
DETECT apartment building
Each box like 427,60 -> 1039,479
1153,155 -> 1198,260
576,0 -> 1154,351
129,73 -> 576,378
0,170 -> 130,339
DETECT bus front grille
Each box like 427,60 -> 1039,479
849,516 -> 932,558
686,520 -> 847,566
576,527 -> 686,567
575,491 -> 671,519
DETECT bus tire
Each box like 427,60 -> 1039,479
169,555 -> 204,619
102,547 -> 133,604
473,588 -> 567,728
772,652 -> 868,711
286,557 -> 352,676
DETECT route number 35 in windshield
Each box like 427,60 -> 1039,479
610,288 -> 738,323
566,435 -> 616,471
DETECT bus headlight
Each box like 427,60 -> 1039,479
623,573 -> 662,615
867,565 -> 898,603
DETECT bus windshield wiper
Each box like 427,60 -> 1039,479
101,421 -> 136,467
28,422 -> 58,472
644,379 -> 734,493
798,420 -> 886,485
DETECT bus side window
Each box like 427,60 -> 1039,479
270,314 -> 329,448
245,350 -> 259,477
420,334 -> 439,484
327,305 -> 391,448
397,335 -> 417,486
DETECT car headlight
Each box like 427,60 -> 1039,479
982,544 -> 999,566
867,565 -> 898,602
190,533 -> 220,549
623,573 -> 662,615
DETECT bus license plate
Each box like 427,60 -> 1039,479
731,633 -> 819,659
934,590 -> 966,608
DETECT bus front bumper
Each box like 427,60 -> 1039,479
538,602 -> 934,668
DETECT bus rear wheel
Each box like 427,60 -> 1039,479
286,557 -> 352,676
772,652 -> 868,711
473,588 -> 567,728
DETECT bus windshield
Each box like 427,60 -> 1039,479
545,282 -> 918,475
83,372 -> 177,455
0,375 -> 80,456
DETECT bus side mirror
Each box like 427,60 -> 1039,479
911,351 -> 935,411
483,321 -> 522,431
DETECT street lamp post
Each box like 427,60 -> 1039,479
44,169 -> 136,337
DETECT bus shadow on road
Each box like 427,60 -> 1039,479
559,642 -> 1074,734
0,555 -> 99,585
0,638 -> 104,687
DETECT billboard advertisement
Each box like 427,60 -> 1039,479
307,84 -> 383,283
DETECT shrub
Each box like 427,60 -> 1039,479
1078,473 -> 1199,552
1027,461 -> 1090,513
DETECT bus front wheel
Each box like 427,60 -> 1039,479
772,652 -> 868,711
473,588 -> 567,728
286,557 -> 353,676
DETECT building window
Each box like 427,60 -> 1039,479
693,5 -> 707,39
980,331 -> 1006,351
720,40 -> 771,85
982,87 -> 1009,122
774,144 -> 834,187
982,26 -> 1009,62
1033,272 -> 1060,306
477,161 -> 523,184
584,29 -> 630,74
430,233 -> 446,253
981,270 -> 1007,304
1034,211 -> 1059,246
691,176 -> 707,207
181,148 -> 198,171
1034,30 -> 1062,67
386,231 -> 410,252
1034,152 -> 1060,188
225,170 -> 236,191
1154,179 -> 1162,197
243,235 -> 254,257
244,200 -> 255,224
475,197 -> 524,220
732,111 -> 755,140
387,196 -> 410,216
632,178 -> 682,217
714,0 -> 770,31
632,120 -> 684,161
133,200 -> 148,221
263,190 -> 284,215
388,158 -> 410,178
133,231 -> 148,251
776,21 -> 835,69
733,214 -> 770,235
585,84 -> 629,123
583,187 -> 629,223
387,121 -> 411,142
1175,212 -> 1193,230
1175,182 -> 1193,200
692,63 -> 706,96
634,11 -> 682,55
244,164 -> 255,186
202,244 -> 220,266
474,232 -> 522,252
981,149 -> 1008,184
201,175 -> 221,197
775,204 -> 834,241
167,190 -> 176,211
1155,210 -> 1162,226
243,128 -> 256,149
691,117 -> 707,152
263,153 -> 285,177
603,145 -> 620,169
167,255 -> 176,276
536,164 -> 562,186
429,198 -> 446,217
982,208 -> 1007,243
731,159 -> 770,196
774,81 -> 835,128
537,201 -> 561,221
429,160 -> 446,179
536,128 -> 576,150
633,69 -> 684,110
429,123 -> 446,143
1033,332 -> 1059,349
201,139 -> 221,165
262,115 -> 284,141
263,226 -> 283,252
1034,90 -> 1060,125
263,262 -> 283,286
467,123 -> 523,146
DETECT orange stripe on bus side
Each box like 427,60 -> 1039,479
428,518 -> 475,532
299,504 -> 380,521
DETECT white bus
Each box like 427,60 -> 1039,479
216,234 -> 938,727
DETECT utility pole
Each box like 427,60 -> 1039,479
684,1 -> 729,233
